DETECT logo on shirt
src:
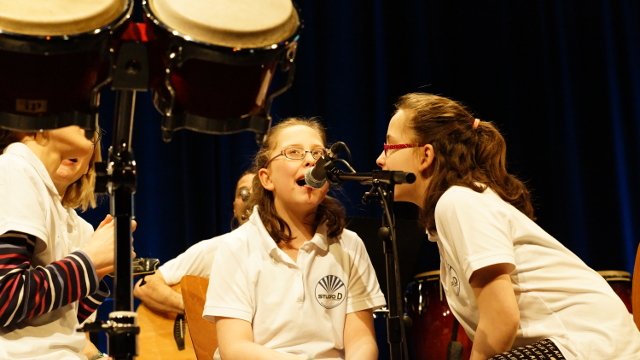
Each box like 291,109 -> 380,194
315,275 -> 346,309
448,265 -> 461,296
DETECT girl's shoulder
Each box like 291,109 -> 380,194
440,185 -> 482,202
437,185 -> 501,213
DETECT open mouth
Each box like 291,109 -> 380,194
296,178 -> 306,187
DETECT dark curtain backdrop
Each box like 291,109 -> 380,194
83,0 -> 640,282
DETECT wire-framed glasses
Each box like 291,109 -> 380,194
266,146 -> 328,166
383,143 -> 423,157
88,128 -> 104,145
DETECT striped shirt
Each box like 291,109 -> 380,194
0,142 -> 110,358
0,232 -> 110,328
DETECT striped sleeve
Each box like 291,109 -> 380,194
77,280 -> 110,323
0,231 -> 100,326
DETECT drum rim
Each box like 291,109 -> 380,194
0,0 -> 132,53
413,269 -> 440,279
142,0 -> 300,54
597,270 -> 631,281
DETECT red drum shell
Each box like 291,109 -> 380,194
0,0 -> 131,129
142,0 -> 300,136
405,270 -> 473,360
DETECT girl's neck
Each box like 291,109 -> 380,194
22,138 -> 62,184
275,204 -> 317,244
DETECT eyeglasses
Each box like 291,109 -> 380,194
266,146 -> 328,166
383,143 -> 423,157
237,187 -> 251,202
89,129 -> 104,145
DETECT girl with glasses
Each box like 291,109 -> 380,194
376,92 -> 640,359
204,117 -> 386,359
0,126 -> 135,359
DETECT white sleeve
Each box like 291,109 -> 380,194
435,188 -> 515,281
158,237 -> 220,285
344,232 -> 387,313
203,238 -> 254,322
0,163 -> 48,240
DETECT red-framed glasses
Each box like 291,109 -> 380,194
383,143 -> 423,157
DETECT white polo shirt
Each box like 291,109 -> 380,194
204,208 -> 386,359
0,142 -> 92,359
430,186 -> 640,360
159,237 -> 221,285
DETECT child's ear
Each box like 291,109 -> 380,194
418,144 -> 434,172
258,168 -> 274,191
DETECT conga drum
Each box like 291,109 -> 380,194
597,270 -> 632,313
143,0 -> 300,140
405,270 -> 473,360
0,0 -> 132,132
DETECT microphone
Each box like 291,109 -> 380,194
304,156 -> 330,188
303,141 -> 416,189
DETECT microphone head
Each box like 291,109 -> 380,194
304,156 -> 328,188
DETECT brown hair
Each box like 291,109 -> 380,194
396,93 -> 535,233
0,128 -> 102,211
246,117 -> 346,243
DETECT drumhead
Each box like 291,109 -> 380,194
0,0 -> 128,36
148,0 -> 299,48
597,270 -> 631,282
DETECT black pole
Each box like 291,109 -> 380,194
106,88 -> 138,359
103,31 -> 149,359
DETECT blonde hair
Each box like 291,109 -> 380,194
61,135 -> 102,211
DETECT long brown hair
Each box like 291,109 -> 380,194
396,93 -> 535,233
246,117 -> 346,243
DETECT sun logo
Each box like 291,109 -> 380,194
448,265 -> 461,296
315,275 -> 346,309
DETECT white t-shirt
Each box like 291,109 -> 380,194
0,143 -> 93,359
203,208 -> 387,359
159,237 -> 220,285
430,186 -> 640,359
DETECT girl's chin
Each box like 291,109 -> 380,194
393,194 -> 414,204
54,167 -> 83,182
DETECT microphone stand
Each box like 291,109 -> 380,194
326,167 -> 413,360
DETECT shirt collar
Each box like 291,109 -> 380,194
247,206 -> 332,257
5,142 -> 60,199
